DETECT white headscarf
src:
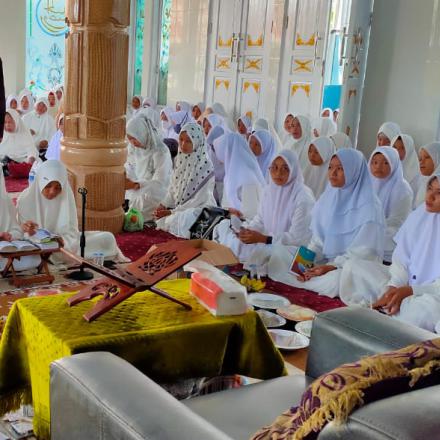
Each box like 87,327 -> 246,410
193,102 -> 206,114
368,146 -> 413,217
142,97 -> 156,108
0,171 -> 22,239
176,101 -> 192,113
22,97 -> 57,146
209,102 -> 233,130
207,125 -> 226,182
312,116 -> 337,137
160,106 -> 178,140
0,109 -> 38,162
303,136 -> 335,198
17,160 -> 79,251
285,115 -> 312,170
169,123 -> 214,206
260,149 -> 308,235
330,132 -> 353,149
238,115 -> 252,134
321,107 -> 333,117
205,113 -> 226,132
214,132 -> 266,210
18,89 -> 34,115
377,121 -> 401,144
249,130 -> 276,178
394,176 -> 440,286
311,148 -> 385,260
391,134 -> 419,185
137,106 -> 161,130
6,95 -> 18,109
45,114 -> 64,161
413,142 -> 440,207
252,118 -> 269,132
422,142 -> 440,172
130,95 -> 143,117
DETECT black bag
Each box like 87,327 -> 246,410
173,112 -> 190,134
189,207 -> 230,240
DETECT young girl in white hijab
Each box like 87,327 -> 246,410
45,114 -> 64,161
321,107 -> 333,118
330,132 -> 353,149
390,134 -> 420,198
283,114 -> 312,172
17,160 -> 127,263
23,97 -> 56,151
128,95 -> 143,119
377,121 -> 401,146
413,142 -> 440,208
160,107 -> 179,140
237,115 -> 252,140
248,129 -> 276,178
125,115 -> 173,221
153,123 -> 216,238
0,109 -> 38,164
192,102 -> 205,121
268,148 -> 385,300
303,136 -> 335,198
214,132 -> 266,219
6,95 -> 18,110
18,89 -> 34,115
368,146 -> 413,263
368,175 -> 440,332
47,90 -> 59,118
214,150 -> 314,263
0,171 -> 40,271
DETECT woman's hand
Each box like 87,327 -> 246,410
238,228 -> 267,244
21,221 -> 38,236
372,286 -> 413,315
297,265 -> 337,282
228,208 -> 243,218
125,178 -> 140,190
153,204 -> 171,219
0,232 -> 12,241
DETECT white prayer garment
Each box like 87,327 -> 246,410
45,114 -> 64,161
330,132 -> 353,149
377,121 -> 401,145
18,89 -> 34,115
283,114 -> 312,172
22,97 -> 56,149
249,129 -> 276,178
160,107 -> 179,140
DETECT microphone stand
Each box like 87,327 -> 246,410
67,187 -> 94,280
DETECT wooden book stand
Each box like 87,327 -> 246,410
62,241 -> 202,322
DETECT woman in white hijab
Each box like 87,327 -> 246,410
47,90 -> 59,118
330,132 -> 353,149
368,146 -> 413,263
303,136 -> 335,198
160,107 -> 179,140
390,134 -> 420,198
207,102 -> 234,131
45,114 -> 64,161
22,97 -> 56,151
248,129 -> 276,178
413,142 -> 440,208
142,97 -> 156,108
237,115 -> 252,140
125,115 -> 172,221
283,114 -> 312,172
377,121 -> 401,146
268,148 -> 385,301
0,109 -> 38,163
252,118 -> 269,132
312,116 -> 337,138
6,95 -> 18,110
153,123 -> 216,238
0,172 -> 40,271
18,89 -> 34,115
138,98 -> 161,130
321,107 -> 333,118
17,160 -> 127,263
214,132 -> 266,219
214,150 -> 314,263
54,84 -> 64,102
192,102 -> 205,121
128,95 -> 143,119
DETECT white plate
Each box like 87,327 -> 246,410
295,320 -> 313,338
256,309 -> 286,328
248,293 -> 290,310
268,329 -> 310,351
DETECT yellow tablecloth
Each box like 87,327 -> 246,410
0,279 -> 286,439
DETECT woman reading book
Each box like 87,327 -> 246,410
16,160 -> 128,264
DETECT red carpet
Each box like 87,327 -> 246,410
4,176 -> 29,193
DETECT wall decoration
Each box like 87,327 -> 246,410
215,79 -> 230,90
243,81 -> 260,93
218,36 -> 233,47
245,57 -> 262,71
348,88 -> 357,100
216,58 -> 231,70
26,0 -> 68,94
291,83 -> 311,97
247,34 -> 263,47
133,0 -> 145,96
296,33 -> 315,47
293,59 -> 313,73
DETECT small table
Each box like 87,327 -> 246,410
0,248 -> 59,287
0,279 -> 286,439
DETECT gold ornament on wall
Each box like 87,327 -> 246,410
293,59 -> 313,72
291,84 -> 311,97
296,33 -> 315,46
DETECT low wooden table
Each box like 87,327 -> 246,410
0,248 -> 59,287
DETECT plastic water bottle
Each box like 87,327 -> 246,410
28,169 -> 36,184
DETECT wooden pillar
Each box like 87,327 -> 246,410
61,0 -> 130,233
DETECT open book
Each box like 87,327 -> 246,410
0,240 -> 38,253
290,246 -> 316,276
29,228 -> 61,244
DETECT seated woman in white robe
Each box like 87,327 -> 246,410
17,160 -> 127,263
237,115 -> 252,140
283,114 -> 312,172
192,102 -> 205,122
390,134 -> 420,199
330,132 -> 353,149
125,115 -> 173,221
413,142 -> 440,208
0,171 -> 40,271
0,109 -> 38,164
160,107 -> 179,140
248,130 -> 276,178
377,121 -> 401,146
47,90 -> 59,118
371,175 -> 440,333
268,148 -> 385,299
368,146 -> 413,263
312,116 -> 337,138
153,123 -> 216,238
6,95 -> 18,111
18,89 -> 34,116
214,150 -> 314,263
214,132 -> 266,219
303,136 -> 335,199
45,114 -> 64,161
22,97 -> 56,152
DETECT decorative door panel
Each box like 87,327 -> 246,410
338,0 -> 374,145
276,0 -> 331,132
237,79 -> 262,120
212,76 -> 234,110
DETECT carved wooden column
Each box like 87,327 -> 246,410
61,0 -> 130,233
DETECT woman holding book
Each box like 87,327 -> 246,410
17,160 -> 128,263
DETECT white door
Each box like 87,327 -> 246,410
337,0 -> 374,145
205,0 -> 273,122
275,0 -> 331,132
